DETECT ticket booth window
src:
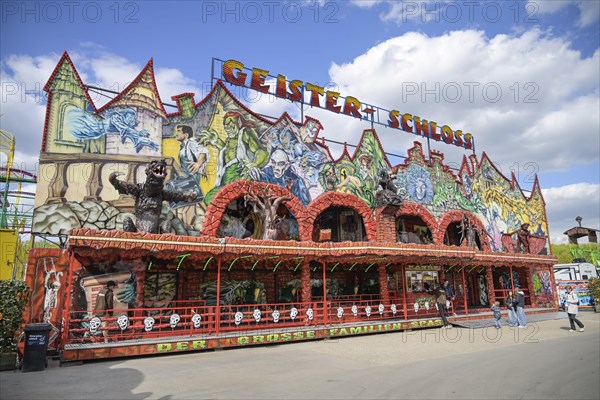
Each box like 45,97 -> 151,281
406,270 -> 439,293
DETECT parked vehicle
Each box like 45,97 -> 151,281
553,263 -> 598,281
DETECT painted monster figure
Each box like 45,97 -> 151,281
109,159 -> 197,233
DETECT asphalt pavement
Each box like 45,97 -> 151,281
2,312 -> 598,400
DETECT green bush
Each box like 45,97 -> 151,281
589,277 -> 600,302
0,280 -> 30,353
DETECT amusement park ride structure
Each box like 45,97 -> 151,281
0,129 -> 37,280
19,53 -> 558,362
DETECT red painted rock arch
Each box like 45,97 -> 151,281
304,191 -> 376,242
201,180 -> 308,238
394,203 -> 438,243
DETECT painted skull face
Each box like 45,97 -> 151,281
365,305 -> 372,317
253,309 -> 262,323
391,304 -> 397,315
169,313 -> 181,329
337,306 -> 344,319
116,314 -> 129,331
306,308 -> 314,321
234,311 -> 244,325
191,313 -> 202,329
290,307 -> 298,320
351,305 -> 358,316
424,301 -> 430,311
89,317 -> 102,335
143,316 -> 155,332
414,302 -> 419,313
272,310 -> 280,323
378,304 -> 385,315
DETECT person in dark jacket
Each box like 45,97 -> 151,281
94,280 -> 117,342
514,286 -> 527,328
441,279 -> 456,316
505,291 -> 517,327
436,286 -> 451,329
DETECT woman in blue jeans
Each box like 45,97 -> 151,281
514,286 -> 527,327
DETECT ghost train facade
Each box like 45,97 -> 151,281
24,52 -> 557,362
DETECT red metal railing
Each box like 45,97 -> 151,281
65,297 -> 458,345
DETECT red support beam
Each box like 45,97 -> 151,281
322,261 -> 328,326
462,267 -> 468,315
215,258 -> 221,337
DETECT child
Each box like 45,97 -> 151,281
491,300 -> 502,329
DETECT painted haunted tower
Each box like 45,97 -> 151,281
25,53 -> 557,361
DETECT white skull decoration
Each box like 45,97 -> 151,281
378,304 -> 385,315
290,307 -> 298,320
116,314 -> 129,331
425,301 -> 430,311
351,305 -> 358,316
414,302 -> 419,313
253,309 -> 262,323
169,313 -> 181,329
143,316 -> 155,332
306,308 -> 314,321
391,304 -> 397,315
191,313 -> 202,328
272,310 -> 280,323
365,305 -> 372,317
89,317 -> 102,335
337,306 -> 344,319
234,311 -> 244,325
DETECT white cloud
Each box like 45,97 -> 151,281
529,0 -> 600,27
319,29 -> 599,174
542,183 -> 600,244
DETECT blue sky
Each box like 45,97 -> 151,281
1,0 -> 599,244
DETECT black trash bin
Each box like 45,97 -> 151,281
22,323 -> 52,372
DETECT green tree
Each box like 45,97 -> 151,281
0,280 -> 30,353
551,243 -> 600,265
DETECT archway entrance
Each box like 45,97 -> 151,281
396,215 -> 433,244
312,206 -> 366,242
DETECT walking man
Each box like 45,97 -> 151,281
436,285 -> 451,329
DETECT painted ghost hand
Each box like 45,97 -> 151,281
116,282 -> 136,304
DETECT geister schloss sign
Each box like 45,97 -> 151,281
222,59 -> 474,150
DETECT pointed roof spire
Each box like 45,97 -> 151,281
97,58 -> 168,120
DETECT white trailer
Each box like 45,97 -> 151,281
553,263 -> 598,281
